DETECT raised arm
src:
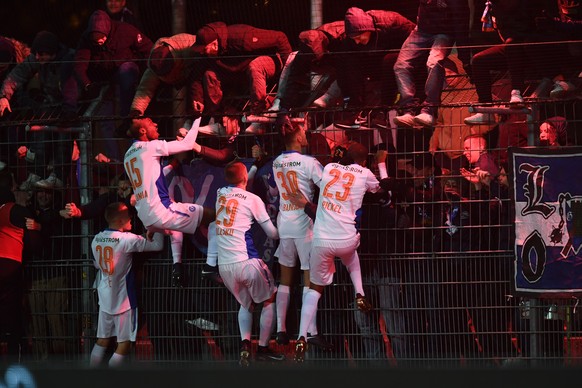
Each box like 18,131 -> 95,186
165,117 -> 201,154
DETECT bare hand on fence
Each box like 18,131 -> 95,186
288,191 -> 308,208
17,146 -> 28,159
60,202 -> 82,219
192,100 -> 204,114
176,127 -> 188,140
222,116 -> 240,137
0,97 -> 11,116
252,144 -> 266,161
25,217 -> 41,231
460,167 -> 491,187
94,153 -> 111,163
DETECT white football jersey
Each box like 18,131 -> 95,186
123,123 -> 199,228
313,163 -> 380,241
272,151 -> 323,238
91,229 -> 163,314
215,186 -> 271,265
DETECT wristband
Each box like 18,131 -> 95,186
378,162 -> 388,179
248,165 -> 258,181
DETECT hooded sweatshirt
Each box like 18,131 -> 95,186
131,33 -> 200,116
74,10 -> 153,86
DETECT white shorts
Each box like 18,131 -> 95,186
96,308 -> 138,343
148,202 -> 204,233
219,259 -> 277,310
274,236 -> 312,270
310,236 -> 360,286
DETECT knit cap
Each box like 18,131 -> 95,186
149,44 -> 174,76
31,31 -> 59,55
196,26 -> 219,46
543,116 -> 568,145
344,7 -> 375,38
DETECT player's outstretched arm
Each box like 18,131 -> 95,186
142,232 -> 164,252
259,219 -> 279,240
166,117 -> 201,154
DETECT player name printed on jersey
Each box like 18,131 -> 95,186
94,236 -> 121,243
134,189 -> 148,202
281,203 -> 301,211
273,160 -> 302,168
321,199 -> 341,214
217,227 -> 234,236
330,163 -> 364,174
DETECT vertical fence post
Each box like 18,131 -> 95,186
79,119 -> 93,357
172,0 -> 187,132
529,298 -> 541,366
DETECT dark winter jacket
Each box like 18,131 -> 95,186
1,44 -> 78,110
131,33 -> 199,116
74,10 -> 153,86
191,22 -> 292,103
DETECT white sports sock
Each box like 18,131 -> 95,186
276,285 -> 290,332
238,306 -> 253,342
108,352 -> 126,368
89,344 -> 107,367
305,287 -> 318,335
170,231 -> 183,264
259,300 -> 275,347
206,221 -> 218,267
346,260 -> 364,296
298,288 -> 321,340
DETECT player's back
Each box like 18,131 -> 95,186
215,186 -> 271,265
313,162 -> 380,240
272,151 -> 323,238
91,229 -> 142,314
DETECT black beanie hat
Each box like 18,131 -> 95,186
344,7 -> 375,38
32,30 -> 60,55
149,44 -> 174,76
196,26 -> 219,46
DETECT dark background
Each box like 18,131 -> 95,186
0,0 -> 419,49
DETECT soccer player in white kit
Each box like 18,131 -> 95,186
90,202 -> 164,367
292,142 -> 382,362
124,117 -> 215,285
214,161 -> 284,366
271,120 -> 330,348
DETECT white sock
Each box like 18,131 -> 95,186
259,300 -> 275,347
346,260 -> 364,296
305,287 -> 318,335
238,306 -> 253,342
170,231 -> 183,264
276,285 -> 290,332
89,344 -> 106,367
206,222 -> 218,267
108,352 -> 126,368
298,289 -> 321,340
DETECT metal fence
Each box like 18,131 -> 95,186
1,71 -> 582,369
